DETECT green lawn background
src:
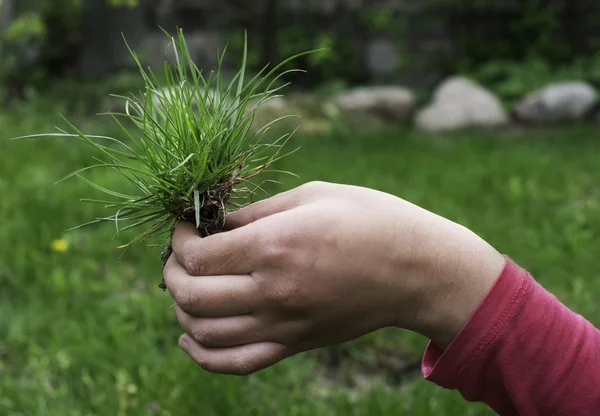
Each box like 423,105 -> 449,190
1,108 -> 599,415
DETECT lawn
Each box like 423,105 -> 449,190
1,106 -> 599,415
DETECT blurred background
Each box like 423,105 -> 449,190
2,1 -> 600,415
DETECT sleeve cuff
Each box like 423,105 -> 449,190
421,256 -> 531,388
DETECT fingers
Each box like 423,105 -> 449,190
164,255 -> 259,317
172,182 -> 333,275
178,334 -> 290,376
172,221 -> 256,276
225,181 -> 330,229
175,306 -> 270,348
225,192 -> 299,230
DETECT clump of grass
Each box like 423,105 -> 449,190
14,28 -> 314,288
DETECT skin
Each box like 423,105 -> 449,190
163,181 -> 506,376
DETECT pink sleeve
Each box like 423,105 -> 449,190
422,257 -> 600,416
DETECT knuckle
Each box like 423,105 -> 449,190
193,355 -> 211,372
175,283 -> 196,313
191,325 -> 215,346
232,356 -> 256,376
259,239 -> 289,265
181,243 -> 197,271
182,244 -> 205,276
301,180 -> 328,194
247,200 -> 267,222
162,268 -> 174,290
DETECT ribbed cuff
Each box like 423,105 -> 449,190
421,257 -> 530,388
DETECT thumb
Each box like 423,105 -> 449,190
226,182 -> 322,229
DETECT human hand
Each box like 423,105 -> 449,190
164,181 -> 505,375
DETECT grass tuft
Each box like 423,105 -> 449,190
12,28 -> 317,272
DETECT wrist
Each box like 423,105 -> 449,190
399,218 -> 506,348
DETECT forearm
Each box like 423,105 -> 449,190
165,180 -> 600,414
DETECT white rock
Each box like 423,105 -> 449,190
416,76 -> 509,132
515,81 -> 598,124
334,86 -> 415,122
258,96 -> 288,111
150,85 -> 232,111
151,86 -> 195,108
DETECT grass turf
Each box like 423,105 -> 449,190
1,108 -> 599,415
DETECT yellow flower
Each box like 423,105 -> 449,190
126,383 -> 138,395
51,239 -> 69,253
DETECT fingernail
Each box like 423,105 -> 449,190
179,334 -> 189,351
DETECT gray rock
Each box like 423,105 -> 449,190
334,86 -> 415,122
515,81 -> 598,124
151,86 -> 193,108
256,96 -> 288,112
366,38 -> 398,81
416,76 -> 509,132
150,85 -> 231,111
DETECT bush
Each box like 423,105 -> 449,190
0,0 -> 140,102
463,56 -> 600,106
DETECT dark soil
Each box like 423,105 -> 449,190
158,185 -> 231,291
317,343 -> 423,391
158,200 -> 225,291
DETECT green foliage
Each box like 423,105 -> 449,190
10,70 -> 145,116
464,56 -> 600,106
230,7 -> 406,88
230,0 -> 595,90
360,4 -> 397,34
0,12 -> 46,89
107,0 -> 138,7
273,25 -> 359,85
0,0 -> 141,99
417,1 -> 600,105
444,0 -> 595,73
4,13 -> 45,42
1,0 -> 82,48
3,103 -> 600,414
6,0 -> 600,100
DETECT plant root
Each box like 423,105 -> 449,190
158,182 -> 232,291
